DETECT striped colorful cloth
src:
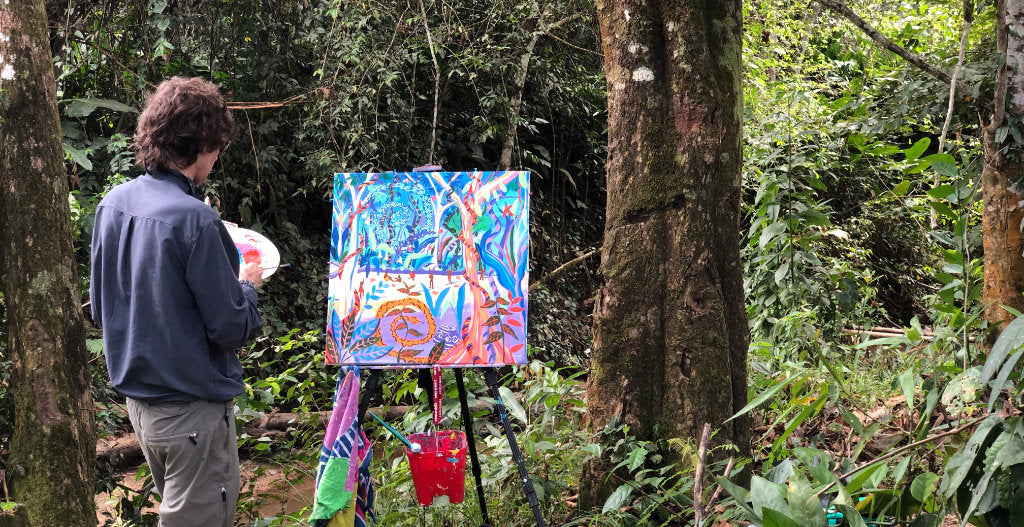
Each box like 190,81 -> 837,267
311,368 -> 375,527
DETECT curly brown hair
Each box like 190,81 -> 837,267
134,77 -> 236,171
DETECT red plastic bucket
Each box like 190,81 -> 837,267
406,430 -> 468,506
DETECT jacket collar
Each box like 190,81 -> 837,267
148,166 -> 197,197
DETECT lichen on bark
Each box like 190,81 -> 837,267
0,0 -> 97,525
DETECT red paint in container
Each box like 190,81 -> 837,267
405,430 -> 467,506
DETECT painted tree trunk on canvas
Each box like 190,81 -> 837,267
982,0 -> 1024,332
0,1 -> 97,525
581,0 -> 749,506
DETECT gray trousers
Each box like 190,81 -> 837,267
127,398 -> 239,527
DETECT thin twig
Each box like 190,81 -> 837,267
814,414 -> 989,498
529,248 -> 599,291
419,0 -> 441,164
705,456 -> 735,512
66,38 -> 155,90
693,423 -> 712,526
543,30 -> 603,57
242,110 -> 261,195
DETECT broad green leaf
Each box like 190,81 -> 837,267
847,462 -> 886,494
787,471 -> 827,526
990,349 -> 1024,412
939,416 -> 1003,499
727,371 -> 809,422
929,230 -> 956,246
924,152 -> 957,164
63,143 -> 93,171
843,411 -> 864,435
774,260 -> 791,285
497,386 -> 527,424
762,507 -> 802,527
713,475 -> 757,517
942,367 -> 985,408
927,184 -> 956,200
892,456 -> 911,485
601,483 -> 633,513
910,472 -> 940,504
64,97 -> 137,117
996,125 -> 1010,144
759,221 -> 789,249
834,504 -> 869,527
750,475 -> 790,520
769,459 -> 796,484
892,180 -> 911,196
943,249 -> 965,265
982,316 -> 1024,384
904,138 -> 930,161
959,470 -> 994,524
625,445 -> 647,472
929,161 -> 959,180
930,201 -> 956,219
993,433 -> 1024,468
799,207 -> 829,226
791,447 -> 834,485
898,369 -> 916,410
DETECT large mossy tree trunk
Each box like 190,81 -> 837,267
580,0 -> 749,508
981,0 -> 1024,332
0,1 -> 97,525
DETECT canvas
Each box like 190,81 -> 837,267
326,171 -> 529,367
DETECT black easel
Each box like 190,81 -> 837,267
482,367 -> 547,527
454,368 -> 492,527
358,367 -> 545,527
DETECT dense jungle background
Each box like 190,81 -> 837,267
2,0 -> 1024,525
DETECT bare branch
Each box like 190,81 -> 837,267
812,0 -> 973,96
529,248 -> 599,291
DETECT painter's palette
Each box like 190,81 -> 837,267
223,221 -> 281,279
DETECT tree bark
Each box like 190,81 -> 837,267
581,0 -> 749,508
0,1 -> 98,525
981,0 -> 1024,330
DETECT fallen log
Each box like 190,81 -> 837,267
96,405 -> 428,469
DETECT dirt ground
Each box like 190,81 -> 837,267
96,461 -> 316,525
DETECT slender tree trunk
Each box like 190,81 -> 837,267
981,0 -> 1024,330
0,1 -> 98,525
581,0 -> 749,508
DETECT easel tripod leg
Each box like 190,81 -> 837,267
455,368 -> 492,527
483,368 -> 547,527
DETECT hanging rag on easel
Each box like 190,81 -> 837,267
310,367 -> 376,527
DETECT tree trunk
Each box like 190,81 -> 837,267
981,0 -> 1024,331
581,0 -> 749,508
0,1 -> 98,525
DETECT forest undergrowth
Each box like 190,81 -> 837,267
4,0 -> 1024,525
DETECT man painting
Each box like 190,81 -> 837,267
90,77 -> 264,526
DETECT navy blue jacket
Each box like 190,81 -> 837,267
90,168 -> 263,403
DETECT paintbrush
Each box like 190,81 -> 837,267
367,411 -> 422,452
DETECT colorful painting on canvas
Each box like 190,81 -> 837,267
325,171 -> 529,367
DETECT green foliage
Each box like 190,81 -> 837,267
562,423 -> 704,526
52,0 -> 605,366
